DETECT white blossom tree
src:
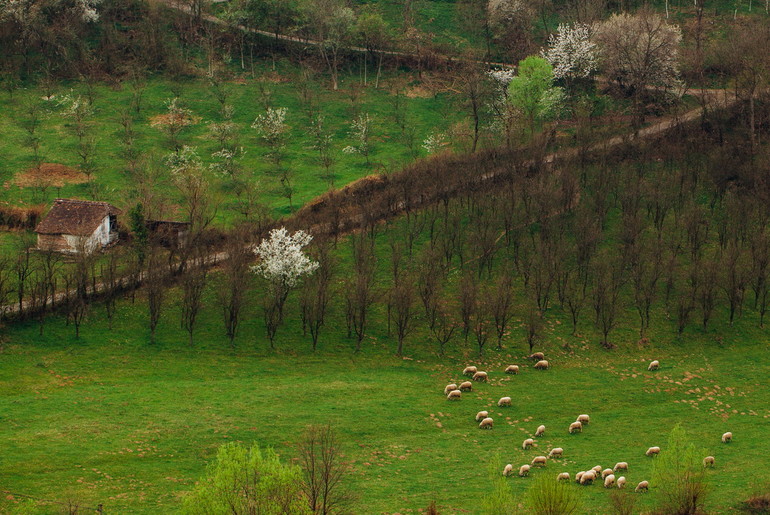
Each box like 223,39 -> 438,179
594,9 -> 682,94
342,112 -> 373,165
252,228 -> 319,347
251,106 -> 289,168
542,23 -> 597,84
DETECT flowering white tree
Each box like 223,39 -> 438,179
342,113 -> 373,164
542,23 -> 597,82
251,107 -> 288,167
252,228 -> 319,346
594,10 -> 682,92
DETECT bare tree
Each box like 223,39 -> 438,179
216,230 -> 253,347
491,270 -> 514,350
297,424 -> 353,514
299,243 -> 334,351
146,247 -> 165,343
345,234 -> 377,352
390,272 -> 416,357
180,250 -> 208,346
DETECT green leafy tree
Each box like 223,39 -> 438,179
525,473 -> 582,515
128,203 -> 149,266
653,424 -> 709,515
507,56 -> 565,135
182,442 -> 312,514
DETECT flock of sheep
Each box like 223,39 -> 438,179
442,356 -> 731,494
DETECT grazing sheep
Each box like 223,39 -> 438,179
531,456 -> 547,467
505,365 -> 520,375
535,425 -> 546,437
447,390 -> 461,401
472,371 -> 489,382
522,438 -> 535,450
498,396 -> 512,407
519,464 -> 531,477
604,474 -> 616,488
443,383 -> 458,395
635,480 -> 649,492
548,448 -> 563,459
534,360 -> 550,370
529,352 -> 545,361
580,471 -> 596,485
722,432 -> 732,443
648,360 -> 660,371
617,476 -> 627,489
577,414 -> 590,425
703,456 -> 715,467
601,468 -> 614,479
575,471 -> 585,483
569,421 -> 583,434
463,366 -> 477,376
459,381 -> 473,392
479,417 -> 494,429
557,472 -> 570,482
503,464 -> 514,477
592,465 -> 603,474
646,446 -> 661,457
614,462 -> 628,472
475,410 -> 489,422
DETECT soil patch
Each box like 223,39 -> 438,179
13,163 -> 89,188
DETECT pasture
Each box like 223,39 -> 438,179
1,291 -> 768,513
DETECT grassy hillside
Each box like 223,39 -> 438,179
0,287 -> 768,513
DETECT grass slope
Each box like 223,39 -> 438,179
1,284 -> 769,513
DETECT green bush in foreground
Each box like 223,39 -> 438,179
525,473 -> 582,515
182,442 -> 311,515
653,424 -> 709,515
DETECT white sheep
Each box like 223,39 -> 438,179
604,474 -> 616,488
580,471 -> 596,485
557,472 -> 570,482
447,390 -> 461,401
577,414 -> 590,425
635,480 -> 649,492
592,465 -> 603,474
459,381 -> 473,392
601,468 -> 613,479
722,432 -> 732,443
522,438 -> 535,450
529,352 -> 545,361
569,421 -> 583,434
479,417 -> 494,429
535,425 -> 546,437
463,366 -> 477,376
475,410 -> 489,421
534,360 -> 550,370
472,371 -> 488,382
617,476 -> 627,489
498,396 -> 512,407
548,448 -> 563,459
614,462 -> 628,472
519,464 -> 531,477
502,464 -> 514,477
646,446 -> 661,457
443,383 -> 458,395
703,456 -> 715,467
531,456 -> 547,467
648,360 -> 660,371
575,471 -> 585,483
505,365 -> 520,374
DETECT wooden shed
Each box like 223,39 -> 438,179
35,199 -> 120,253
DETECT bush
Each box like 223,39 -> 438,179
609,489 -> 637,515
743,485 -> 770,514
653,424 -> 709,515
182,442 -> 311,515
525,474 -> 582,515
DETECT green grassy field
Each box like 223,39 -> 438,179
1,270 -> 769,514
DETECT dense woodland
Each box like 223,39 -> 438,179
1,0 -> 770,513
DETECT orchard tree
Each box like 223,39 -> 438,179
507,55 -> 565,135
594,8 -> 681,119
486,0 -> 534,60
252,107 -> 289,169
299,0 -> 356,90
542,23 -> 597,87
356,10 -> 392,88
252,228 -> 319,347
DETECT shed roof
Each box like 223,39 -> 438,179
35,199 -> 120,236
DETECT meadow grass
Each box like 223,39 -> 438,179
1,263 -> 769,514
